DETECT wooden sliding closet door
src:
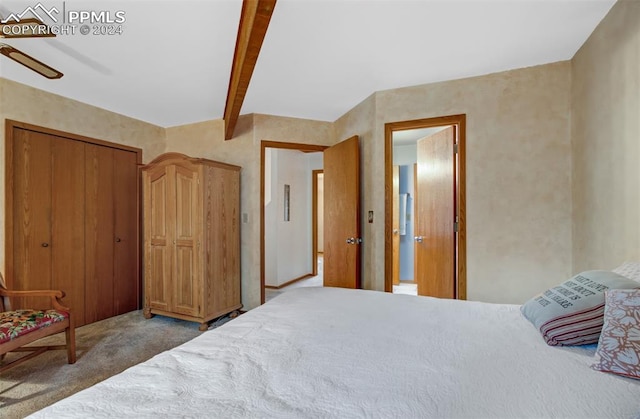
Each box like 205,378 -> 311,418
85,145 -> 139,323
11,129 -> 53,309
7,121 -> 142,328
85,144 -> 115,323
12,129 -> 87,323
51,137 -> 87,326
113,149 -> 139,315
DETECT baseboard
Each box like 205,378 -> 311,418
265,273 -> 314,290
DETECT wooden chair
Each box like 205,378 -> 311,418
0,273 -> 76,373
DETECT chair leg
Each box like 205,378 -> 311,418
66,322 -> 76,364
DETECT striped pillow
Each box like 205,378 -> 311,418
521,271 -> 640,346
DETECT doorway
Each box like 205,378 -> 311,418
260,136 -> 361,304
384,115 -> 467,299
260,141 -> 327,304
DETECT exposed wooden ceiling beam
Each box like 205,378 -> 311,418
224,0 -> 277,140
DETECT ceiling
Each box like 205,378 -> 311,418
0,0 -> 616,128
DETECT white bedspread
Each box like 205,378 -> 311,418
30,287 -> 640,418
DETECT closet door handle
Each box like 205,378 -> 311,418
41,242 -> 49,247
115,237 -> 122,243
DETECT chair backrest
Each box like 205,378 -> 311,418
0,273 -> 10,312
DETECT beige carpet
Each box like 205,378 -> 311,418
0,310 -> 233,419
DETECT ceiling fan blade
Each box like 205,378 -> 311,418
0,43 -> 63,79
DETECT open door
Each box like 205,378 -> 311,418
323,136 -> 361,289
415,126 -> 456,298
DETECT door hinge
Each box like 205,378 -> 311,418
454,221 -> 459,232
454,143 -> 459,154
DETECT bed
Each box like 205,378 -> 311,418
29,286 -> 640,418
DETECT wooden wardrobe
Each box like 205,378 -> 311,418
6,121 -> 141,327
142,153 -> 242,331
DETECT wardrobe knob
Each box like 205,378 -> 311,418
41,243 -> 49,247
115,237 -> 122,243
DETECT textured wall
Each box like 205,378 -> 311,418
0,78 -> 165,274
335,62 -> 573,303
572,0 -> 640,272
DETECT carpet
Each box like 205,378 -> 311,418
0,310 -> 232,418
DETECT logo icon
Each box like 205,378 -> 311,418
1,2 -> 59,24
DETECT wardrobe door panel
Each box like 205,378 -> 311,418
173,167 -> 200,316
11,128 -> 53,309
51,137 -> 87,326
113,149 -> 139,314
85,144 -> 115,323
146,169 -> 172,311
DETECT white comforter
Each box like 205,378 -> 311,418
30,287 -> 640,418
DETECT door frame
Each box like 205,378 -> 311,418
383,114 -> 467,299
260,141 -> 327,304
311,169 -> 324,277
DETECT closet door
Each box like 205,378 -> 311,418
51,136 -> 87,326
11,129 -> 85,321
11,128 -> 53,309
8,121 -> 141,327
85,144 -> 115,323
113,149 -> 139,314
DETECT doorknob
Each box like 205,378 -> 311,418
346,237 -> 363,245
393,229 -> 399,235
414,236 -> 424,243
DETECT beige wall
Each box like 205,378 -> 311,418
336,62 -> 574,303
572,0 -> 640,272
0,78 -> 165,274
165,114 -> 334,309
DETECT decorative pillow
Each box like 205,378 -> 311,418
612,261 -> 640,282
520,271 -> 640,346
592,289 -> 640,379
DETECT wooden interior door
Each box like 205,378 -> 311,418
392,165 -> 400,286
415,126 -> 456,298
173,165 -> 200,316
11,128 -> 53,309
323,136 -> 361,289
